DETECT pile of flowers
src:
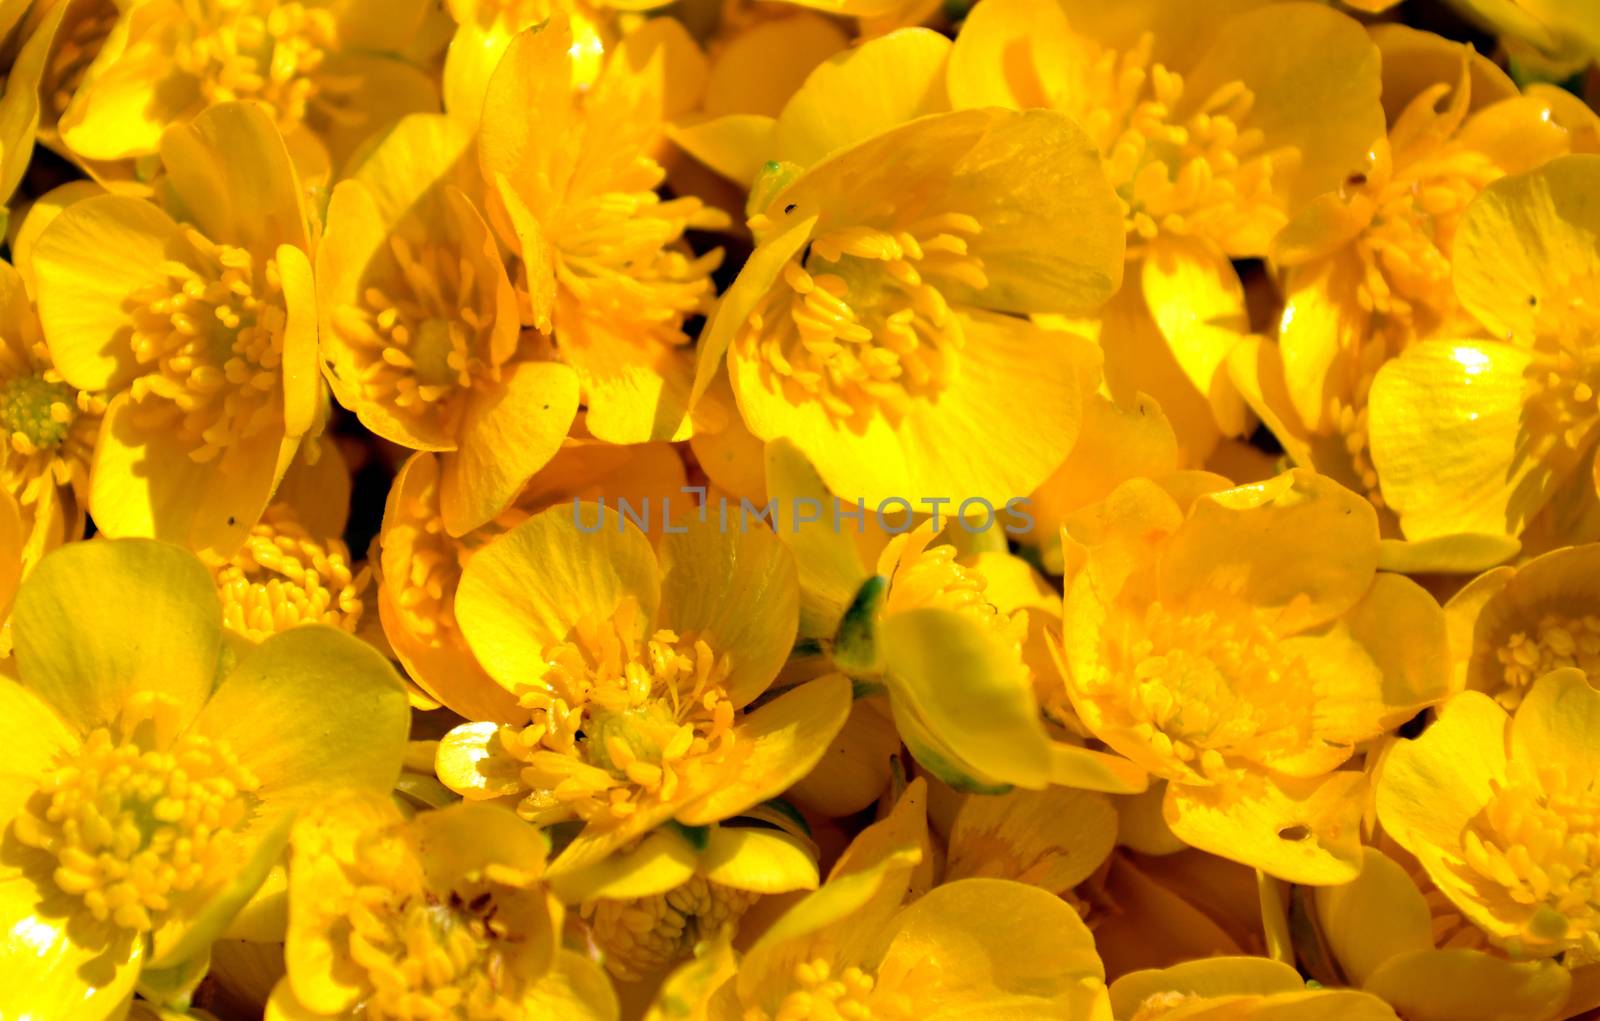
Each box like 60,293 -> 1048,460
0,0 -> 1597,1018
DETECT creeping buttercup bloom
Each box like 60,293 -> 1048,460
0,538 -> 410,1018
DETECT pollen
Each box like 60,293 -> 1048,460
1521,290 -> 1600,460
0,324 -> 102,510
1065,32 -> 1296,253
11,725 -> 259,934
757,958 -> 910,1021
1460,765 -> 1600,959
1091,598 -> 1315,783
1496,614 -> 1600,709
324,824 -> 547,1020
174,0 -> 338,136
487,600 -> 739,827
586,875 -> 757,981
126,228 -> 289,463
738,212 -> 986,423
546,163 -> 726,338
211,503 -> 367,642
330,206 -> 513,436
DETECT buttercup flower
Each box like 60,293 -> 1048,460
33,100 -> 321,557
270,792 -> 617,1020
434,502 -> 852,874
0,538 -> 409,1018
1059,469 -> 1450,882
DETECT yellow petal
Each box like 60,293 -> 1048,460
479,19 -> 578,223
1376,691 -> 1508,857
412,801 -> 554,896
946,787 -> 1117,895
643,934 -> 738,1021
276,242 -> 319,440
668,114 -> 778,189
1363,949 -> 1570,1021
762,438 -> 871,639
0,870 -> 143,1021
946,0 -> 1075,110
675,673 -> 853,826
1313,847 -> 1433,987
1453,154 -> 1600,343
1511,667 -> 1600,784
56,3 -> 196,161
1371,23 -> 1518,123
657,516 -> 798,708
556,297 -> 695,444
1140,237 -> 1250,434
157,100 -> 308,253
1161,469 -> 1380,635
435,720 -> 526,800
0,674 -> 79,792
33,192 -> 182,390
773,28 -> 951,168
1376,534 -> 1522,575
734,309 -> 1096,506
1164,771 -> 1367,885
1368,339 -> 1558,540
441,359 -> 581,535
192,626 -> 410,819
13,537 -> 219,735
547,829 -> 700,903
869,878 -> 1107,1020
881,606 -> 1051,789
702,13 -> 847,119
524,949 -> 621,1021
455,503 -> 661,690
701,827 -> 820,894
1110,957 -> 1304,1016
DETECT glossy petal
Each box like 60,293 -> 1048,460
1376,691 -> 1508,856
701,827 -> 819,894
157,101 -> 308,254
1313,847 -> 1433,987
1164,771 -> 1367,885
1363,950 -> 1570,1021
945,787 -> 1117,894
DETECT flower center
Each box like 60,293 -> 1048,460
211,503 -> 366,642
586,875 -> 757,981
127,229 -> 288,461
341,839 -> 541,1021
756,958 -> 911,1021
1497,614 -> 1600,710
175,0 -> 336,135
1064,32 -> 1295,253
1461,767 -> 1600,959
1090,599 -> 1315,782
0,327 -> 103,510
13,724 -> 259,933
547,169 -> 725,339
738,213 -> 985,423
0,372 -> 75,450
330,221 -> 511,435
492,600 -> 737,826
1522,290 -> 1600,459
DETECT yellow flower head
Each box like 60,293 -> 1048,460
1445,543 -> 1600,710
651,778 -> 1114,1020
56,0 -> 439,173
1379,669 -> 1600,963
320,113 -> 581,536
696,85 -> 1122,506
1368,154 -> 1600,549
272,793 -> 618,1020
0,538 -> 409,1019
1311,845 -> 1574,1021
1059,468 -> 1450,883
442,0 -> 614,118
33,101 -> 322,558
480,17 -> 729,445
434,502 -> 850,875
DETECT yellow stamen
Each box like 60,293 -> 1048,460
586,875 -> 757,981
174,1 -> 339,136
1497,614 -> 1600,710
211,503 -> 367,642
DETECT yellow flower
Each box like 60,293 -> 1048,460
33,101 -> 321,558
1367,155 -> 1600,551
480,17 -> 729,444
1378,668 -> 1600,966
205,439 -> 367,644
55,0 -> 439,175
550,820 -> 820,983
1445,0 -> 1600,77
0,0 -> 69,206
1234,33 -> 1582,572
1059,468 -> 1450,883
1309,845 -> 1573,1021
374,441 -> 686,722
1109,957 -> 1399,1020
434,502 -> 852,875
764,438 -> 1149,797
649,778 -> 1115,1020
0,538 -> 410,1018
1444,543 -> 1600,710
268,793 -> 618,1021
319,113 -> 581,535
442,0 -> 614,119
947,0 -> 1385,454
0,255 -> 102,569
693,33 -> 1123,506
